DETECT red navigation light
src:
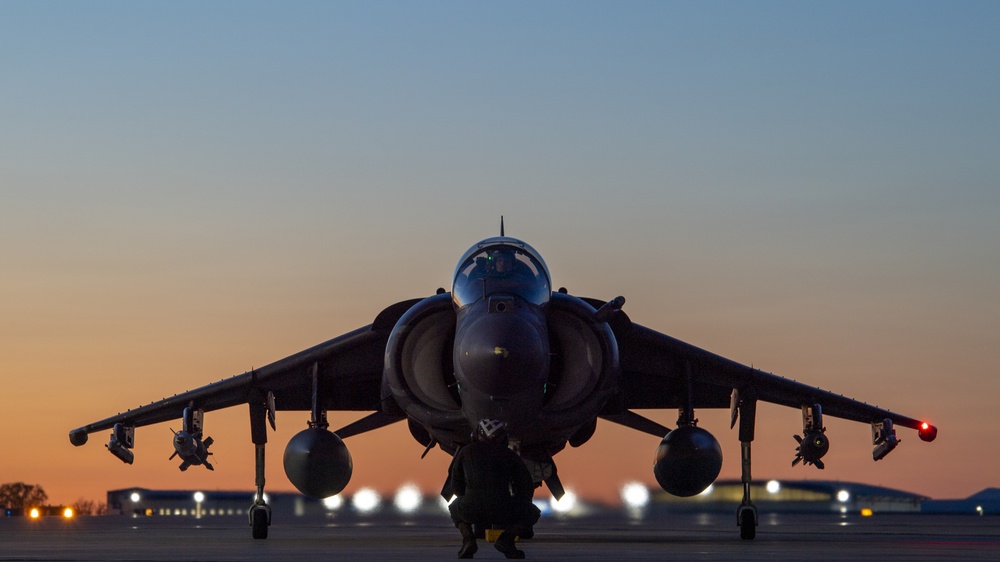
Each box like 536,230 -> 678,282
918,421 -> 937,442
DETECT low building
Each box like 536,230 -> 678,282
922,488 -> 1000,515
106,486 -> 449,520
107,488 -> 327,518
648,479 -> 927,514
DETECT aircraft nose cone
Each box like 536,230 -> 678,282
455,310 -> 549,397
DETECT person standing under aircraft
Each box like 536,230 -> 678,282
449,419 -> 540,559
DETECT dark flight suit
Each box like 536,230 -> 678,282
448,440 -> 541,532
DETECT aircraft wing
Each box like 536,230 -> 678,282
612,318 -> 933,434
69,298 -> 424,444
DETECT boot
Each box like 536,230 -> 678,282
456,522 -> 478,559
494,531 -> 525,559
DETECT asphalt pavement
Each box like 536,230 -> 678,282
2,511 -> 998,561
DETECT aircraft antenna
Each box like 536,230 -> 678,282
500,216 -> 505,237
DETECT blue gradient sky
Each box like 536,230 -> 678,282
2,1 -> 999,505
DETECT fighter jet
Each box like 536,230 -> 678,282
70,224 -> 937,540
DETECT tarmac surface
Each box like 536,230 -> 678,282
2,511 -> 999,561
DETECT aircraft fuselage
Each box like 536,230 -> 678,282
384,236 -> 620,465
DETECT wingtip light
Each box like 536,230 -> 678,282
918,421 -> 937,442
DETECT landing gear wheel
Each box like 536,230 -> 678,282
250,505 -> 270,540
738,507 -> 756,540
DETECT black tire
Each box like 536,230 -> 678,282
251,507 -> 269,540
739,509 -> 756,540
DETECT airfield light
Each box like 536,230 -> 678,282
29,508 -> 40,519
63,507 -> 74,519
323,495 -> 344,510
766,480 -> 781,494
130,492 -> 141,503
550,490 -> 577,514
861,508 -> 873,517
193,492 -> 205,519
393,484 -> 422,514
352,488 -> 381,513
621,482 -> 650,509
976,506 -> 983,516
837,490 -> 850,503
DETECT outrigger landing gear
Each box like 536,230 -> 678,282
733,391 -> 758,540
248,392 -> 273,540
250,496 -> 270,540
737,441 -> 757,541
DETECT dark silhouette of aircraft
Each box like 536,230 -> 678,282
70,223 -> 937,540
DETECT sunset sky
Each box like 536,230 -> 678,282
3,2 -> 999,507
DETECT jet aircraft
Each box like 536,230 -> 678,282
70,226 -> 937,540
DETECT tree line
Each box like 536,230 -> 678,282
0,482 -> 47,509
1,482 -> 106,515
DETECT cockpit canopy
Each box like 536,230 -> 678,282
452,237 -> 551,308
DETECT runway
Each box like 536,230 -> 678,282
2,512 -> 999,561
